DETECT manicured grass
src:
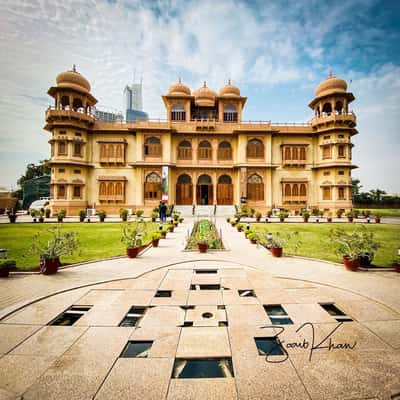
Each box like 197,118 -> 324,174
250,223 -> 400,267
355,208 -> 400,217
0,222 -> 162,270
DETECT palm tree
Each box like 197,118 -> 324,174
369,189 -> 386,203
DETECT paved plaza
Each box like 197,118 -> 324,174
0,217 -> 399,399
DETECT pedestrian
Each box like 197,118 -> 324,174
161,202 -> 167,222
158,201 -> 163,221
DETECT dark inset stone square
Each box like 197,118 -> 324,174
172,358 -> 234,379
120,341 -> 153,358
254,337 -> 285,356
155,290 -> 172,297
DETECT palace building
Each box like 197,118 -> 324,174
45,67 -> 357,215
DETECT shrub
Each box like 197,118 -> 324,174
97,210 -> 107,219
120,208 -> 129,220
44,208 -> 51,218
311,208 -> 320,216
255,211 -> 262,219
0,259 -> 16,269
121,221 -> 147,248
151,211 -> 158,221
336,209 -> 344,218
79,210 -> 86,219
302,211 -> 310,219
247,232 -> 258,240
135,210 -> 144,218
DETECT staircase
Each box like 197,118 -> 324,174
195,205 -> 214,217
173,205 -> 194,216
215,205 -> 236,217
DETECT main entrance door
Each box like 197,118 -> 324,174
196,174 -> 213,205
176,174 -> 193,205
217,174 -> 233,205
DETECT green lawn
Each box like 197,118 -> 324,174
356,208 -> 400,217
250,223 -> 400,267
0,222 -> 162,270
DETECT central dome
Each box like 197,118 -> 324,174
167,79 -> 191,96
219,80 -> 240,97
315,74 -> 347,98
56,65 -> 91,94
193,82 -> 217,106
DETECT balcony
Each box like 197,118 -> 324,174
282,160 -> 307,167
46,107 -> 95,125
310,112 -> 356,128
99,157 -> 125,164
98,194 -> 125,201
282,196 -> 307,204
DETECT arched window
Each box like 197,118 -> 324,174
171,104 -> 186,121
107,182 -> 114,196
116,145 -> 123,159
300,184 -> 307,196
247,139 -> 264,159
247,174 -> 264,201
218,141 -> 232,160
60,96 -> 69,110
177,140 -> 192,160
99,182 -> 107,196
284,184 -> 291,197
58,141 -> 67,156
144,172 -> 162,200
322,145 -> 331,159
292,184 -> 299,196
197,174 -> 212,185
292,147 -> 299,160
338,187 -> 345,200
72,98 -> 83,112
223,104 -> 238,122
218,174 -> 232,184
107,145 -> 114,158
300,147 -> 306,161
323,187 -> 331,200
100,144 -> 106,158
57,185 -> 66,199
335,101 -> 343,114
322,103 -> 332,115
177,174 -> 192,184
144,137 -> 162,157
115,183 -> 123,196
198,140 -> 212,160
284,147 -> 291,161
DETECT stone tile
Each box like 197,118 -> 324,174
186,305 -> 227,327
76,289 -> 124,305
218,268 -> 248,278
246,270 -> 277,289
187,290 -> 223,306
0,388 -> 16,400
167,378 -> 237,400
222,289 -> 260,305
95,358 -> 173,400
140,306 -> 185,328
151,290 -> 189,306
254,289 -> 297,304
233,354 -> 310,400
0,324 -> 41,355
159,270 -> 193,290
10,326 -> 87,357
191,275 -> 222,286
220,277 -> 252,289
129,326 -> 181,358
283,303 -> 336,324
177,327 -> 231,357
225,304 -> 268,327
111,290 -> 155,306
22,354 -> 114,400
64,326 -> 132,358
338,301 -> 400,322
290,351 -> 400,400
273,279 -> 317,289
362,320 -> 400,349
0,355 -> 56,396
283,287 -> 336,304
74,304 -> 129,326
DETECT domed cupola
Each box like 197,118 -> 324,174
315,72 -> 347,98
167,78 -> 191,96
193,81 -> 217,106
56,65 -> 91,94
219,79 -> 240,97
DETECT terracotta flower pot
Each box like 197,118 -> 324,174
168,226 -> 174,233
8,215 -> 17,223
126,247 -> 141,258
40,257 -> 60,275
393,262 -> 400,273
256,217 -> 261,222
348,217 -> 354,222
359,253 -> 373,267
161,232 -> 167,239
250,238 -> 257,244
280,218 -> 285,223
39,217 -> 44,223
327,217 -> 332,223
99,216 -> 105,222
271,247 -> 283,257
237,227 -> 242,232
343,256 -> 360,271
303,218 -> 309,223
0,267 -> 10,278
375,218 -> 381,223
198,243 -> 208,253
152,239 -> 159,248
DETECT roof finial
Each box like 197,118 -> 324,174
73,64 -> 76,72
228,78 -> 231,85
203,81 -> 206,88
328,70 -> 333,78
178,77 -> 182,83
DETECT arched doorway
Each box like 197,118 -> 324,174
217,174 -> 233,205
196,174 -> 213,205
247,174 -> 264,201
176,174 -> 193,205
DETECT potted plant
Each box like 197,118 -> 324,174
38,210 -> 45,223
56,209 -> 66,222
346,211 -> 354,222
279,211 -> 289,223
196,232 -> 209,253
268,231 -> 300,257
311,208 -> 320,217
250,208 -> 256,218
353,209 -> 360,219
121,221 -> 147,258
236,223 -> 244,232
255,211 -> 262,222
0,259 -> 16,278
79,209 -> 86,222
150,211 -> 158,222
336,209 -> 344,218
151,232 -> 161,248
135,210 -> 144,219
97,210 -> 106,222
120,208 -> 129,222
160,228 -> 167,239
359,228 -> 380,267
30,209 -> 37,222
167,224 -> 174,233
44,208 -> 51,218
267,210 -> 273,218
248,232 -> 258,244
226,217 -> 231,223
326,211 -> 333,223
302,211 -> 310,223
179,217 -> 184,223
375,213 -> 381,223
392,256 -> 400,273
29,226 -> 79,274
230,220 -> 237,227
7,209 -> 17,223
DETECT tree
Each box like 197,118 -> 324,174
351,178 -> 362,197
368,189 -> 386,203
17,159 -> 50,188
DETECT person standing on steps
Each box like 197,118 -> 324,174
158,201 -> 163,221
160,201 -> 167,222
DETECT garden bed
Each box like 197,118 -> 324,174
185,219 -> 224,251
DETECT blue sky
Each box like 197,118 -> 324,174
0,0 -> 399,192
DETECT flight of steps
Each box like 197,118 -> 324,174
173,205 -> 236,217
195,205 -> 214,217
215,205 -> 236,217
173,205 -> 194,216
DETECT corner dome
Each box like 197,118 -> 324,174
56,65 -> 91,94
167,79 -> 191,96
193,81 -> 217,106
315,73 -> 347,98
219,80 -> 240,97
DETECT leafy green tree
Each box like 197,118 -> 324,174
17,160 -> 50,188
368,189 -> 386,203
